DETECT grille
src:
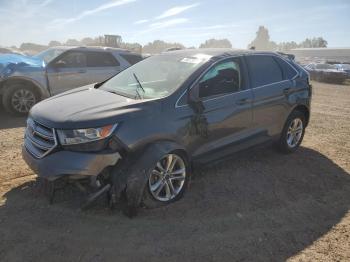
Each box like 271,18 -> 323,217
24,118 -> 57,158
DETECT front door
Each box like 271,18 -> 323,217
184,57 -> 254,158
47,51 -> 90,95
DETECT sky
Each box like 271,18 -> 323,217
0,0 -> 349,48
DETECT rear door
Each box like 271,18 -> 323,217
187,57 -> 254,158
119,53 -> 143,66
85,51 -> 121,83
47,51 -> 90,95
245,54 -> 298,136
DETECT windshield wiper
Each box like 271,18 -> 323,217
133,72 -> 145,99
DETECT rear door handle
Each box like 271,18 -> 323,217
236,98 -> 251,105
77,69 -> 86,73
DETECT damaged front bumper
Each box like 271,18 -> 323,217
22,146 -> 121,180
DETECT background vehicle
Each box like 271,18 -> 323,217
335,63 -> 350,78
22,49 -> 311,216
304,63 -> 347,83
0,46 -> 143,115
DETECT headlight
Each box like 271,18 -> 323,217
57,124 -> 118,145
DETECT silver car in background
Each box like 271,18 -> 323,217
0,46 -> 143,114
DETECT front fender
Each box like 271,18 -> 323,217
110,140 -> 189,216
1,75 -> 50,99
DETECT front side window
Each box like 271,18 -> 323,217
199,60 -> 241,98
246,55 -> 283,87
101,53 -> 211,99
55,52 -> 87,68
35,48 -> 66,64
86,52 -> 119,67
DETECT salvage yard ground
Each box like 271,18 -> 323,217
0,82 -> 349,261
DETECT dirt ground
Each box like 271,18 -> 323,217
0,82 -> 349,262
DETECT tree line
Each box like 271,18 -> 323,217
14,26 -> 328,55
248,26 -> 328,51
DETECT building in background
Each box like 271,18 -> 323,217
104,35 -> 122,47
96,35 -> 122,48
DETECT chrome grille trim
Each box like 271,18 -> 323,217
24,118 -> 57,159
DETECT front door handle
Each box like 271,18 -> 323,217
236,98 -> 251,105
77,69 -> 86,73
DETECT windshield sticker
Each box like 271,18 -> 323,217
181,54 -> 212,64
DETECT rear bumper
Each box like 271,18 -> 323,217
22,146 -> 121,180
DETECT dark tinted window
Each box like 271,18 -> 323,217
246,55 -> 283,87
274,56 -> 298,79
86,52 -> 119,67
199,60 -> 241,98
120,54 -> 143,65
56,52 -> 86,68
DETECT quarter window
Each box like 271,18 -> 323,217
246,55 -> 283,87
198,60 -> 241,98
86,52 -> 120,67
274,56 -> 298,79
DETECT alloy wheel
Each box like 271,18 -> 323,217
11,89 -> 36,113
148,153 -> 186,202
286,118 -> 303,148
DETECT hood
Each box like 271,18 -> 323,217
30,84 -> 161,129
0,54 -> 44,72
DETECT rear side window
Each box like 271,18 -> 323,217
86,52 -> 120,67
246,55 -> 283,87
274,57 -> 298,79
120,54 -> 143,65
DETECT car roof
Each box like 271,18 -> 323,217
51,46 -> 138,54
160,48 -> 285,60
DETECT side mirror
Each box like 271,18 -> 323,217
187,84 -> 204,114
188,84 -> 199,103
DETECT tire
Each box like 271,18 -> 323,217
142,151 -> 190,209
2,83 -> 39,115
277,110 -> 306,154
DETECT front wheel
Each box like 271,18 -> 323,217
2,84 -> 39,115
142,152 -> 189,208
278,111 -> 306,153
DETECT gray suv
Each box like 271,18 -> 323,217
22,49 -> 311,216
0,46 -> 142,114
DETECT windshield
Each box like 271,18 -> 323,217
101,53 -> 211,99
34,48 -> 66,64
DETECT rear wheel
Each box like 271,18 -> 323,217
278,110 -> 306,153
142,152 -> 189,208
2,84 -> 39,115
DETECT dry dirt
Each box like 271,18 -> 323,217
0,82 -> 349,262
